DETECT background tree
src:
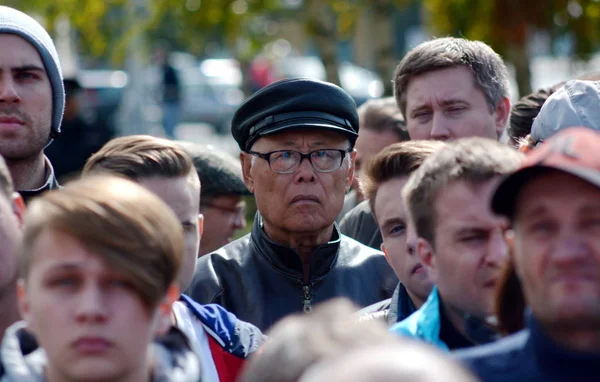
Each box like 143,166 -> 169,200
423,0 -> 600,97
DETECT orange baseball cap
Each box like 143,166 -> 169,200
492,126 -> 600,219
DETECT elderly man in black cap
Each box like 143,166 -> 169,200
187,78 -> 397,330
178,142 -> 251,257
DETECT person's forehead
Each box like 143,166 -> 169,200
405,66 -> 480,107
515,171 -> 600,218
0,33 -> 44,68
137,175 -> 199,218
355,129 -> 399,156
435,179 -> 501,226
374,177 -> 408,221
253,129 -> 349,149
30,229 -> 106,270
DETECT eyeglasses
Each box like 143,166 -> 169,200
248,149 -> 351,174
201,202 -> 246,218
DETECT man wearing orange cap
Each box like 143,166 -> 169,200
457,127 -> 600,381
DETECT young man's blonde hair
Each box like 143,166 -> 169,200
360,140 -> 445,220
83,135 -> 199,193
20,175 -> 184,309
402,138 -> 523,246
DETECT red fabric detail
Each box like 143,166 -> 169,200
207,335 -> 246,382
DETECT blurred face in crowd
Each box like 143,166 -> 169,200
0,191 -> 24,295
241,129 -> 355,242
19,230 -> 174,382
0,35 -> 52,161
420,179 -> 508,319
138,175 -> 202,291
353,129 -> 399,201
200,195 -> 246,256
512,171 -> 600,332
404,66 -> 508,141
374,176 -> 433,306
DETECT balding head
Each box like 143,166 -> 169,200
300,343 -> 478,382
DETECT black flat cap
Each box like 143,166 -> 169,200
232,78 -> 359,152
177,142 -> 251,196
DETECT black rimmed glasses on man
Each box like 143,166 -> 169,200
248,149 -> 351,174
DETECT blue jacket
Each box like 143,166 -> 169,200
455,313 -> 600,382
390,286 -> 448,350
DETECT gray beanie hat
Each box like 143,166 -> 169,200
0,6 -> 65,139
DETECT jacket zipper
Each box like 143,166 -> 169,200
303,284 -> 312,313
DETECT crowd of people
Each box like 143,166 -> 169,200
1,5 -> 599,382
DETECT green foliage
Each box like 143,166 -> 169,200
424,0 -> 600,58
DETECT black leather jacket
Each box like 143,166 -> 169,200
186,214 -> 398,331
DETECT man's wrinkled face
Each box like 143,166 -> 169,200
404,66 -> 507,141
199,195 -> 246,256
375,177 -> 433,303
422,179 -> 508,318
241,129 -> 355,235
353,129 -> 400,200
0,35 -> 52,161
512,171 -> 600,329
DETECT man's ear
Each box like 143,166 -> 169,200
240,152 -> 255,193
345,150 -> 357,192
12,192 -> 25,228
494,97 -> 511,138
380,243 -> 391,265
156,283 -> 180,336
16,279 -> 29,327
198,214 -> 204,238
417,238 -> 437,284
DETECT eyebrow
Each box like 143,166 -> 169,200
9,64 -> 46,73
381,217 -> 406,230
410,99 -> 468,115
45,263 -> 83,273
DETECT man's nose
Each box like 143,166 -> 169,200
74,284 -> 108,323
430,113 -> 451,140
293,156 -> 316,183
485,229 -> 508,267
0,76 -> 20,104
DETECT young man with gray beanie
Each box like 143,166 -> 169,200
0,6 -> 64,202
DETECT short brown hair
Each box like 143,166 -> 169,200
20,175 -> 184,309
0,154 -> 14,198
358,97 -> 409,141
508,82 -> 564,148
360,141 -> 445,220
83,135 -> 196,184
394,37 -> 509,118
403,138 -> 523,245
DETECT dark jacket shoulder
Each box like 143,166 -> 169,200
454,330 -> 534,382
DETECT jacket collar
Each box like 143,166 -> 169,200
19,156 -> 60,204
388,283 -> 417,324
251,212 -> 341,280
0,321 -> 202,382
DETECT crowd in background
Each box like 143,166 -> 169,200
1,4 -> 600,382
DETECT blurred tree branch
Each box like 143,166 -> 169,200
423,0 -> 600,97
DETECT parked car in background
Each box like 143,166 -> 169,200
269,55 -> 385,105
